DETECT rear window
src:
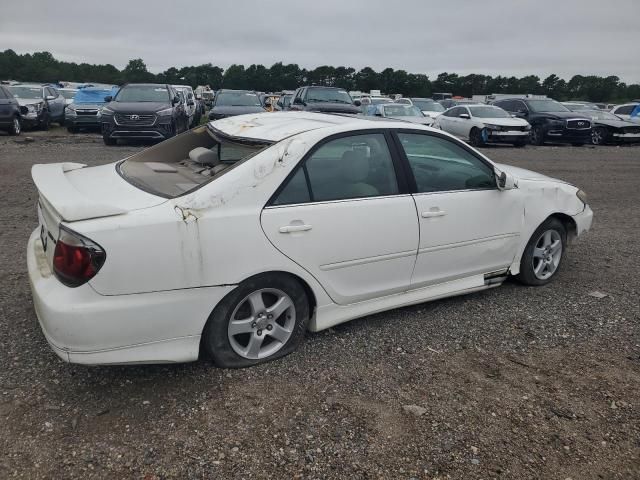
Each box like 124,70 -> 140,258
118,126 -> 270,198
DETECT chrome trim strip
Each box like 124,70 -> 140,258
418,233 -> 520,255
320,249 -> 417,271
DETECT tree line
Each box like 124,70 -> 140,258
1,49 -> 638,102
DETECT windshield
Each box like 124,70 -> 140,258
115,85 -> 170,103
527,100 -> 570,113
60,90 -> 77,100
74,88 -> 116,104
216,91 -> 261,107
7,86 -> 42,99
469,106 -> 511,118
307,88 -> 353,104
383,105 -> 424,117
413,100 -> 445,112
119,126 -> 270,198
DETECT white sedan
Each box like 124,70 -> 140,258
435,104 -> 531,147
28,112 -> 593,367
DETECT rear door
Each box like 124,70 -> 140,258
261,131 -> 419,305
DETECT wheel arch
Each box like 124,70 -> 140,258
548,212 -> 577,243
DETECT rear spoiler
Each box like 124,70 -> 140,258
31,163 -> 126,222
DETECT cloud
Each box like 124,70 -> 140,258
1,0 -> 638,82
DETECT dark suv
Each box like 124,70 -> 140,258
208,90 -> 265,121
100,83 -> 188,145
493,98 -> 592,146
289,86 -> 361,114
0,85 -> 22,135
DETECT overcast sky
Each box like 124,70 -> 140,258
1,0 -> 638,82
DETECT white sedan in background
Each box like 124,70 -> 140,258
435,104 -> 531,147
28,112 -> 592,367
363,103 -> 434,126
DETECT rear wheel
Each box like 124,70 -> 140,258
67,125 -> 78,134
516,218 -> 566,286
202,273 -> 310,368
591,127 -> 608,145
530,125 -> 544,145
8,116 -> 21,136
469,127 -> 485,147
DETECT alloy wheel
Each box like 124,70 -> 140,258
591,128 -> 604,145
13,117 -> 21,135
532,229 -> 562,280
227,288 -> 296,360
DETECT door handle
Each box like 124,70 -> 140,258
421,210 -> 446,218
279,224 -> 313,233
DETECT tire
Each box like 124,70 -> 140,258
469,127 -> 485,147
516,218 -> 567,286
591,127 -> 608,145
102,134 -> 116,146
39,113 -> 50,131
8,116 -> 21,136
530,125 -> 544,145
202,273 -> 310,368
67,126 -> 78,134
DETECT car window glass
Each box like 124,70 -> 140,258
271,168 -> 310,206
273,133 -> 399,205
0,88 -> 7,99
398,133 -> 497,192
616,105 -> 635,115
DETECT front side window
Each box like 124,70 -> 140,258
397,133 -> 496,193
615,105 -> 635,115
273,133 -> 399,205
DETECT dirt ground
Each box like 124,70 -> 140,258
0,128 -> 639,479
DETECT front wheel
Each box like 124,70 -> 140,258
591,127 -> 608,145
8,116 -> 21,136
530,125 -> 544,145
202,273 -> 310,368
102,134 -> 116,146
469,127 -> 485,147
516,218 -> 566,286
39,113 -> 50,131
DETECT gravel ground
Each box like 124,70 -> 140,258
0,129 -> 639,479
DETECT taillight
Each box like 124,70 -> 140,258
53,225 -> 106,288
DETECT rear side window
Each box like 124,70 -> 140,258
397,133 -> 496,192
272,133 -> 399,205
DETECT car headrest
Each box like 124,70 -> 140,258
341,150 -> 370,183
189,147 -> 218,166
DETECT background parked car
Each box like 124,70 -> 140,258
65,86 -> 119,133
609,103 -> 638,121
363,103 -> 434,126
0,84 -> 22,135
276,92 -> 294,111
6,84 -> 66,130
396,97 -> 446,118
290,86 -> 361,114
435,104 -> 530,147
100,83 -> 188,145
208,89 -> 265,120
358,95 -> 393,111
493,98 -> 591,146
573,109 -> 640,145
173,85 -> 199,127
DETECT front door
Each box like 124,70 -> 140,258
261,132 -> 419,305
394,131 -> 523,288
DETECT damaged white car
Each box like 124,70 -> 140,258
28,112 -> 593,367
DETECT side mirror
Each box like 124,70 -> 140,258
104,95 -> 113,102
46,95 -> 56,101
497,170 -> 517,190
354,99 -> 361,107
459,113 -> 470,119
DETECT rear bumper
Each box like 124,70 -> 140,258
27,229 -> 236,365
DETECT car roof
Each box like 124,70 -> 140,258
209,111 -> 431,142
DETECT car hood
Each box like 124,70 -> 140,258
535,111 -> 589,120
495,163 -> 567,184
476,117 -> 529,127
106,102 -> 172,113
16,98 -> 43,107
306,102 -> 361,114
211,105 -> 265,116
592,119 -> 638,128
